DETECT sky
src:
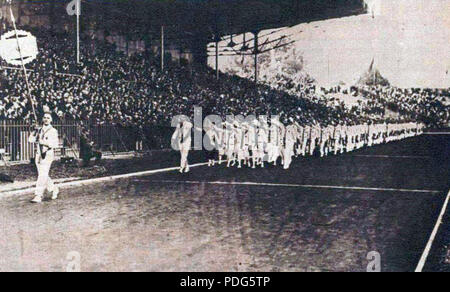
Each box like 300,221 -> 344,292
210,0 -> 450,88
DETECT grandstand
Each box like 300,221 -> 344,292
0,0 -> 449,273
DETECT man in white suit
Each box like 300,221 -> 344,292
283,123 -> 296,169
29,110 -> 60,203
172,119 -> 193,173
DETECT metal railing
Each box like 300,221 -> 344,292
0,120 -> 172,162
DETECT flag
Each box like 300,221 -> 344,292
67,0 -> 81,16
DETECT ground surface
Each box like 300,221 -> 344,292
0,134 -> 448,272
0,150 -> 207,184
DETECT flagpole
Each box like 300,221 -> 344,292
76,0 -> 80,64
8,3 -> 37,122
161,25 -> 164,71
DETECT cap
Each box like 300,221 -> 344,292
43,105 -> 51,114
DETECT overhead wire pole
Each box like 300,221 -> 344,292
209,32 -> 293,84
66,0 -> 81,63
253,31 -> 259,83
206,31 -> 297,83
8,1 -> 37,122
207,34 -> 294,56
0,0 -> 4,36
161,25 -> 164,71
76,0 -> 80,64
215,35 -> 219,80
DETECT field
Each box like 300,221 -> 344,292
0,134 -> 449,272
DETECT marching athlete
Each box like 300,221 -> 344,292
310,123 -> 320,156
203,118 -> 217,167
268,117 -> 282,166
256,118 -> 269,168
226,121 -> 237,167
235,120 -> 245,168
172,119 -> 193,173
301,124 -> 311,157
283,123 -> 296,169
248,119 -> 259,169
216,123 -> 226,165
29,110 -> 60,203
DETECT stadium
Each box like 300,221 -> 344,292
0,0 -> 449,273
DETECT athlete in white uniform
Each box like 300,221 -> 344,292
283,124 -> 296,169
216,123 -> 226,165
256,119 -> 269,168
333,124 -> 342,155
302,125 -> 311,157
226,122 -> 237,168
248,119 -> 259,169
268,118 -> 282,166
294,123 -> 303,157
172,120 -> 192,173
310,124 -> 320,156
29,111 -> 60,203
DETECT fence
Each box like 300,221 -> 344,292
0,120 -> 173,163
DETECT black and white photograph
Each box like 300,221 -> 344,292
0,0 -> 449,275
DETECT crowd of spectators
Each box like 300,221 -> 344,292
0,27 -> 449,130
0,28 -> 359,128
259,70 -> 450,127
352,86 -> 450,127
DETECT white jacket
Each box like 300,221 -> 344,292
29,125 -> 59,161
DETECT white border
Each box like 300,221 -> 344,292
415,190 -> 450,272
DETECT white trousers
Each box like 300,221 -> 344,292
310,138 -> 317,155
268,143 -> 280,163
35,154 -> 56,197
180,143 -> 190,171
283,142 -> 295,169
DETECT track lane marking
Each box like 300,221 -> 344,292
352,155 -> 431,159
0,162 -> 211,199
415,189 -> 450,272
424,133 -> 450,135
146,180 -> 442,194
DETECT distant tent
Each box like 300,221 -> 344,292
357,59 -> 390,86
